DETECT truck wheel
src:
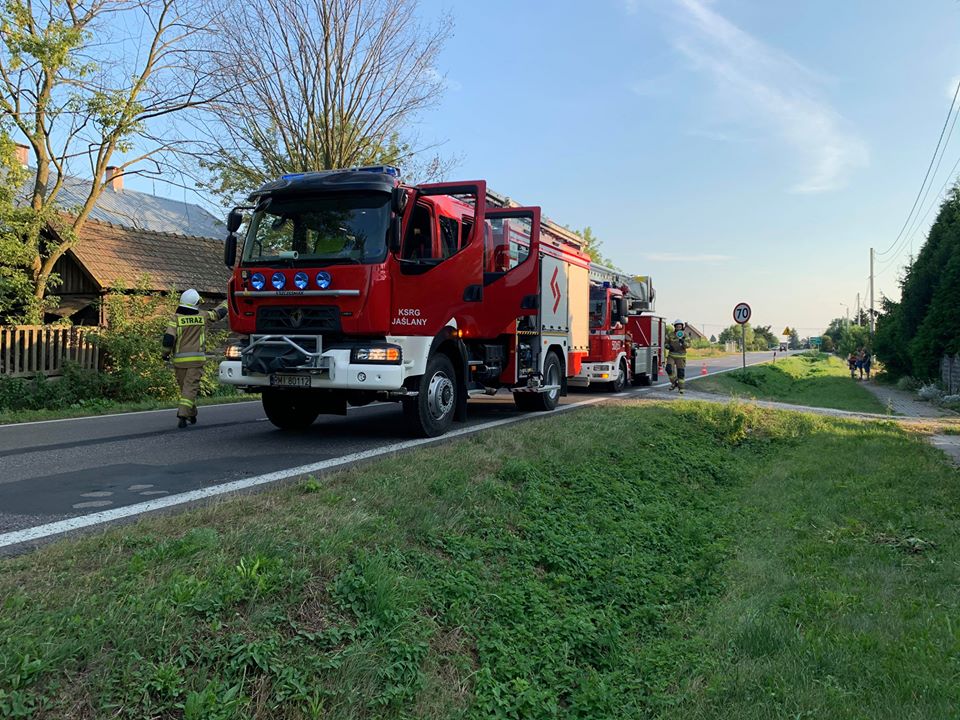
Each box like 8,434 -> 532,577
516,352 -> 562,412
404,353 -> 457,437
609,359 -> 627,392
262,389 -> 321,430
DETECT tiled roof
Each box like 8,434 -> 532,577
70,220 -> 230,295
24,172 -> 225,239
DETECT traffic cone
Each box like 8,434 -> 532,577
700,363 -> 707,376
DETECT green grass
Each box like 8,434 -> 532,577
0,394 -> 257,425
1,401 -> 958,718
692,352 -> 887,413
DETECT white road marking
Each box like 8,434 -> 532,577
127,484 -> 153,491
0,396 -> 606,549
80,491 -> 113,498
71,500 -> 112,509
0,400 -> 260,428
139,490 -> 169,496
0,354 -> 786,549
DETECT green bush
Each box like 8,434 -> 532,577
0,284 -> 238,413
895,376 -> 922,392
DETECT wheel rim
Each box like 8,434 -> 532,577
617,364 -> 626,387
546,362 -> 560,401
427,371 -> 455,420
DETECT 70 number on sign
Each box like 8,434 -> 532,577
733,302 -> 752,324
733,302 -> 751,369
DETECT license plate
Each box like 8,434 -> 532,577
269,374 -> 312,388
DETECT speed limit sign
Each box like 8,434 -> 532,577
733,302 -> 752,325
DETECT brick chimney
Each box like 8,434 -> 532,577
105,166 -> 123,191
14,143 -> 29,167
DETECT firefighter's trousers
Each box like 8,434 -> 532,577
669,357 -> 687,389
174,366 -> 203,418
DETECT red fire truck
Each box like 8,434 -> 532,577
219,167 -> 593,437
570,266 -> 664,391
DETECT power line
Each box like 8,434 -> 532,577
876,78 -> 960,258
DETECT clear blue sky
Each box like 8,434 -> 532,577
123,0 -> 959,338
404,0 -> 960,338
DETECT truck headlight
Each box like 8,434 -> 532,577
351,345 -> 401,364
225,343 -> 243,360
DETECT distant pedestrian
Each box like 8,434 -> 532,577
161,289 -> 228,429
847,352 -> 857,379
862,350 -> 872,380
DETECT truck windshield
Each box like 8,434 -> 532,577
589,286 -> 607,330
242,193 -> 390,265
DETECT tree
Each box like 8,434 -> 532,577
753,325 -> 777,349
789,328 -> 800,349
873,185 -> 960,379
196,0 -> 453,203
823,317 -> 847,349
719,323 -> 753,349
572,226 -> 615,267
0,0 -> 220,323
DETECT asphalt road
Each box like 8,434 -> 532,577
0,350 -> 789,547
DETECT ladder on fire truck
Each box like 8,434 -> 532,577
588,264 -> 655,312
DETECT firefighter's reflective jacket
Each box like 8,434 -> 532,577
162,306 -> 228,368
666,334 -> 689,359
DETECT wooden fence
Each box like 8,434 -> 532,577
942,354 -> 960,395
0,325 -> 100,378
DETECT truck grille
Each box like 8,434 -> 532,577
256,306 -> 341,334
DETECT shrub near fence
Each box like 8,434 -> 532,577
0,326 -> 100,378
942,354 -> 960,394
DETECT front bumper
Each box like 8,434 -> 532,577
568,362 -> 613,387
219,347 -> 405,391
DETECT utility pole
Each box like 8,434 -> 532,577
856,292 -> 860,326
869,247 -> 875,337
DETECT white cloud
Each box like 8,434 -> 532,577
671,0 -> 868,193
647,252 -> 732,262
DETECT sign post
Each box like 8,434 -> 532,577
733,302 -> 752,369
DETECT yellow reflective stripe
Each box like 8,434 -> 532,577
178,398 -> 195,408
172,355 -> 205,363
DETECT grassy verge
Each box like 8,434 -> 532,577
1,402 -> 958,718
668,409 -> 960,720
686,347 -> 737,359
0,393 -> 257,425
692,352 -> 887,413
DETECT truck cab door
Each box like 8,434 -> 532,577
389,181 -> 486,337
479,206 -> 541,334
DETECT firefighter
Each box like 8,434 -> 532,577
161,289 -> 227,428
666,320 -> 689,394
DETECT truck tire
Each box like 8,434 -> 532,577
514,351 -> 562,412
404,353 -> 457,437
609,359 -> 627,392
262,389 -> 321,430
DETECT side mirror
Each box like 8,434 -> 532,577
391,187 -> 408,215
227,209 -> 243,233
224,233 -> 237,268
390,215 -> 403,253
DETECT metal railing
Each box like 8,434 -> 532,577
0,325 -> 100,378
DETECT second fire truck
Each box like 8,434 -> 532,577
218,167 -> 660,437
